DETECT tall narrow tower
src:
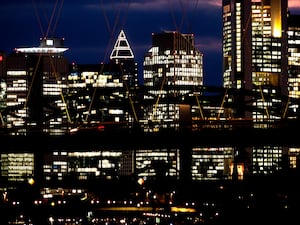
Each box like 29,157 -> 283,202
222,0 -> 288,124
110,29 -> 138,87
222,0 -> 289,175
287,13 -> 300,112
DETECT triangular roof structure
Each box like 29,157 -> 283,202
110,29 -> 134,60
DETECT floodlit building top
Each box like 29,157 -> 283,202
15,37 -> 68,54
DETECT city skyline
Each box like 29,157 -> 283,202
2,2 -> 300,223
1,0 -> 300,87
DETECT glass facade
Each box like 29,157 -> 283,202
222,0 -> 288,121
251,0 -> 286,125
67,63 -> 129,125
43,150 -> 131,182
41,148 -> 238,183
143,31 -> 203,131
287,14 -> 300,113
1,153 -> 34,182
222,0 -> 289,174
191,147 -> 234,180
5,38 -> 69,135
252,146 -> 282,175
135,149 -> 180,179
42,149 -> 180,182
66,30 -> 138,129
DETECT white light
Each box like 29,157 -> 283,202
46,39 -> 54,46
16,47 -> 68,53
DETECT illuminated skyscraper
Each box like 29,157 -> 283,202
67,30 -> 138,127
143,31 -> 203,131
67,63 -> 131,125
222,0 -> 288,123
5,37 -> 69,135
286,13 -> 300,170
110,29 -> 138,87
287,13 -> 300,110
222,0 -> 289,175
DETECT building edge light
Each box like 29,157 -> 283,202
15,47 -> 69,54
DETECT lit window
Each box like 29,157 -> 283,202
46,39 -> 54,46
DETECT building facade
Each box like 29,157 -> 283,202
223,0 -> 288,122
5,37 -> 69,135
142,31 -> 203,131
67,29 -> 139,129
110,29 -> 139,88
222,0 -> 290,175
287,13 -> 300,112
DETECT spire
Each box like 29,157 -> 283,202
110,29 -> 134,61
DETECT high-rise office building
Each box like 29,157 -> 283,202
287,13 -> 300,108
287,13 -> 300,170
222,0 -> 289,175
109,29 -> 140,124
143,31 -> 203,131
110,29 -> 139,88
67,29 -> 138,127
67,63 -> 131,125
5,37 -> 69,135
223,0 -> 288,123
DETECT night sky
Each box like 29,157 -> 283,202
1,0 -> 300,86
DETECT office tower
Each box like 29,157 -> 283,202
68,63 -> 129,125
5,37 -> 69,135
287,13 -> 300,110
143,31 -> 203,131
287,13 -> 300,170
109,29 -> 140,124
223,0 -> 288,123
222,0 -> 288,175
110,29 -> 139,88
67,29 -> 138,128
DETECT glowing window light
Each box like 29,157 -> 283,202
273,21 -> 282,38
271,0 -> 281,38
